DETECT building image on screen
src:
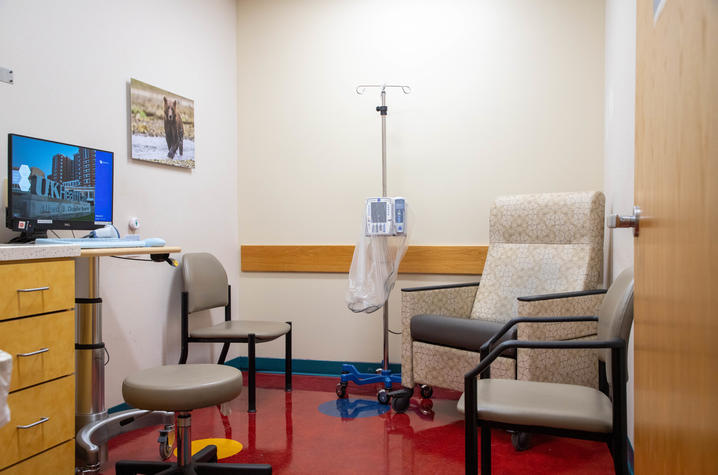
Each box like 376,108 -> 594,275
8,134 -> 113,228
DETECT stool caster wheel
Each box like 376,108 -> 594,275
336,382 -> 348,398
158,424 -> 174,460
420,384 -> 433,399
377,389 -> 390,405
511,431 -> 531,451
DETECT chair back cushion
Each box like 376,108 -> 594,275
471,192 -> 605,322
597,266 -> 634,368
182,252 -> 229,313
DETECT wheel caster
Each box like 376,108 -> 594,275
158,424 -> 174,460
419,398 -> 434,416
420,384 -> 433,399
511,431 -> 531,451
377,389 -> 390,405
336,382 -> 348,398
391,395 -> 410,413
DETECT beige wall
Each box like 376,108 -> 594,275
604,0 -> 636,443
236,0 -> 606,364
0,0 -> 239,407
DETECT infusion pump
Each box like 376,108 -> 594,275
365,197 -> 406,236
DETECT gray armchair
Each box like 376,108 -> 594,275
460,267 -> 634,475
401,192 -> 606,400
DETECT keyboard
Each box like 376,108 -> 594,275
35,237 -> 166,249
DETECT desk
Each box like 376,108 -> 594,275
73,246 -> 180,474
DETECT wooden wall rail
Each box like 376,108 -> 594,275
240,245 -> 488,275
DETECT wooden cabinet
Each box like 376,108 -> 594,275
0,258 -> 75,474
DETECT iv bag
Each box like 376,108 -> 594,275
346,199 -> 409,313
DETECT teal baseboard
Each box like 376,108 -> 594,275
628,438 -> 634,475
224,356 -> 401,377
108,401 -> 133,414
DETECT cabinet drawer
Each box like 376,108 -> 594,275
0,376 -> 74,469
0,260 -> 74,321
0,439 -> 74,475
0,311 -> 74,392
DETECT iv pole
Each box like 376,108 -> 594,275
336,84 -> 411,407
356,84 -> 411,373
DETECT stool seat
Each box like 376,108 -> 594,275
123,364 -> 243,411
190,320 -> 290,341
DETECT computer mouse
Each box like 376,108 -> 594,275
144,237 -> 166,247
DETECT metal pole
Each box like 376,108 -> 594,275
381,87 -> 387,196
380,86 -> 390,371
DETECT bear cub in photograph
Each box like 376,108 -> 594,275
163,96 -> 184,158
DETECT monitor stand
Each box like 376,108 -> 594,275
8,230 -> 48,244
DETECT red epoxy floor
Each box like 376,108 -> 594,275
101,373 -> 614,474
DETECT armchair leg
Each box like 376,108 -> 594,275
285,321 -> 292,392
481,425 -> 491,475
218,343 -> 230,365
248,333 -> 256,413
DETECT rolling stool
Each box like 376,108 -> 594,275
116,364 -> 271,474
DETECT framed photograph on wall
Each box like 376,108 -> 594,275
130,78 -> 195,169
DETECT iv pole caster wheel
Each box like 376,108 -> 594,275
377,389 -> 390,405
391,394 -> 410,413
336,382 -> 348,399
511,431 -> 531,451
420,384 -> 433,399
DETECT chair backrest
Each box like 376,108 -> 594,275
182,252 -> 229,313
471,191 -> 605,322
597,266 -> 634,383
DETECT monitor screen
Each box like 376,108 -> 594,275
7,134 -> 113,234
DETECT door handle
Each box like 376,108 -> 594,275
607,205 -> 641,237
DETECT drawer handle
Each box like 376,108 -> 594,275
16,286 -> 50,293
17,417 -> 49,429
17,348 -> 50,357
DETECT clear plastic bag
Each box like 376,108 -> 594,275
346,202 -> 409,313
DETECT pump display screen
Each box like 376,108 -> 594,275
370,201 -> 387,223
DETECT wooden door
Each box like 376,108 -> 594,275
634,0 -> 717,473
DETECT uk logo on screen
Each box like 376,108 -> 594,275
17,164 -> 31,192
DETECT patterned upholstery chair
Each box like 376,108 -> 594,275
400,192 -> 606,400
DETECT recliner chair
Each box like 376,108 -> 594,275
400,192 -> 606,401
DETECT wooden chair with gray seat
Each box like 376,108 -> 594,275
116,364 -> 271,474
179,252 -> 292,413
460,267 -> 634,475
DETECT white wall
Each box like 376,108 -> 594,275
236,0 -> 606,364
0,0 -> 239,407
604,0 -> 636,443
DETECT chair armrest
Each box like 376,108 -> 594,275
468,337 -> 623,381
401,282 -> 479,322
517,289 -> 607,302
401,282 -> 480,293
517,290 -> 605,342
478,316 -> 598,358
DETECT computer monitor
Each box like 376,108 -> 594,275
6,133 -> 113,241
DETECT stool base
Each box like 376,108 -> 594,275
116,445 -> 272,475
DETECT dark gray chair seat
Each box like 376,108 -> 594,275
410,314 -> 517,357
